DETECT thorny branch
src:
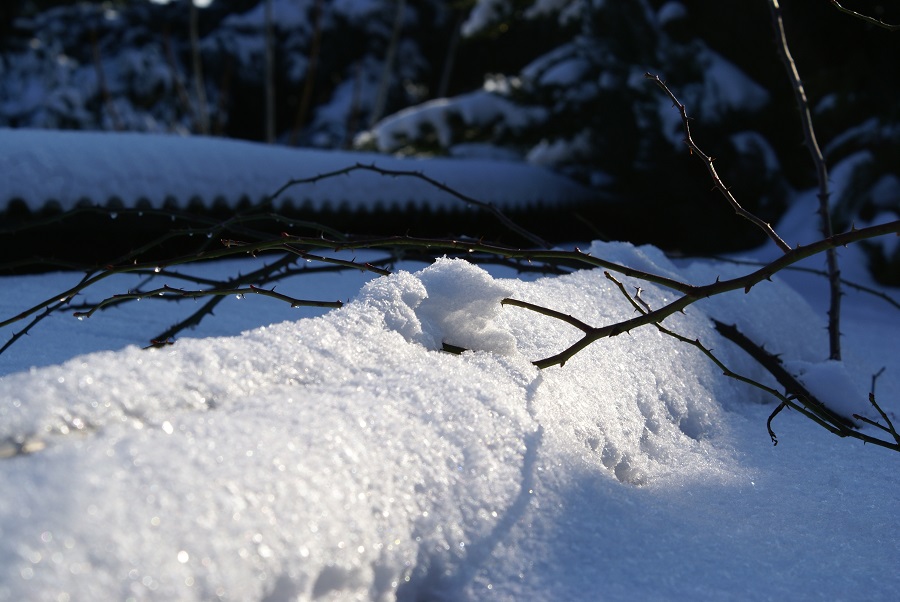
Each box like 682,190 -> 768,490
768,0 -> 843,361
502,219 -> 899,369
688,255 -> 900,312
0,158 -> 551,326
644,72 -> 792,254
71,284 -> 342,321
4,219 -> 898,356
855,393 -> 900,447
529,270 -> 900,451
604,272 -> 849,443
828,0 -> 900,30
3,148 -> 899,452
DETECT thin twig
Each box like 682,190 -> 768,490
863,392 -> 900,446
711,319 -> 855,429
605,273 -> 844,435
871,366 -> 886,395
605,272 -> 898,450
4,220 -> 897,358
828,0 -> 900,31
266,163 -> 552,248
72,284 -> 341,320
0,302 -> 67,356
644,72 -> 792,254
227,235 -> 697,292
768,0 -> 842,361
501,220 -> 899,369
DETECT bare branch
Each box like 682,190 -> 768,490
148,295 -> 224,349
605,272 -> 880,446
828,0 -> 900,31
685,254 -> 900,312
862,392 -> 900,446
266,163 -> 552,249
606,272 -> 898,450
768,0 -> 842,361
871,366 -> 887,395
0,301 -> 68,356
506,220 -> 900,369
500,298 -> 594,333
72,284 -> 341,321
711,320 -> 855,429
224,235 -> 697,292
644,72 -> 792,254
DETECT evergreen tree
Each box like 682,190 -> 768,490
0,0 -> 452,144
358,0 -> 788,251
358,0 -> 899,260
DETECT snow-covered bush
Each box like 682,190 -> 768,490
358,0 -> 899,268
4,1 -> 895,269
0,0 -> 449,143
357,0 -> 791,252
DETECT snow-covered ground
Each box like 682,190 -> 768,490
1,132 -> 899,601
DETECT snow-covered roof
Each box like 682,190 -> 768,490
0,129 -> 597,213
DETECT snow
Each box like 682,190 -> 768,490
697,49 -> 770,117
460,0 -> 506,37
730,131 -> 781,174
785,359 -> 869,419
656,1 -> 687,26
150,1 -> 214,6
524,0 -> 583,24
870,174 -> 900,207
526,130 -> 593,167
534,56 -> 590,88
219,1 -> 309,29
1,133 -> 900,600
361,91 -> 547,158
0,129 -> 595,211
656,48 -> 771,148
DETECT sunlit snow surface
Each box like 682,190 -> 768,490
1,242 -> 899,601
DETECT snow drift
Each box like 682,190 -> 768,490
4,242 -> 897,601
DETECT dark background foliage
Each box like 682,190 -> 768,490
0,0 -> 897,279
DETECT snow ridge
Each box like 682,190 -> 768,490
0,249 -> 756,600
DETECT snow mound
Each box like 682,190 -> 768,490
0,268 -> 539,600
358,257 -> 516,354
3,241 -> 884,600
